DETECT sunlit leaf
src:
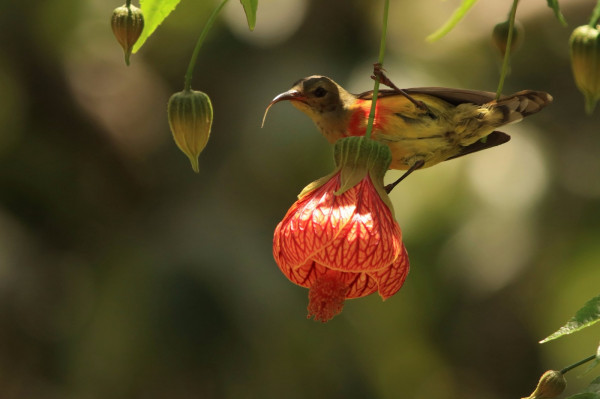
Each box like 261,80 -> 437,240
132,0 -> 182,53
547,0 -> 567,26
426,0 -> 479,42
239,0 -> 258,31
540,294 -> 600,343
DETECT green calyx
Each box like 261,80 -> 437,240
570,25 -> 600,114
333,137 -> 392,195
167,89 -> 213,173
299,137 -> 393,209
111,4 -> 144,66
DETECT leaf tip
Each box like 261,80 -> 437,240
240,0 -> 258,31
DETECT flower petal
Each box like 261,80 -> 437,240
344,271 -> 378,299
276,259 -> 326,288
273,173 -> 356,269
278,259 -> 378,300
311,176 -> 402,272
370,243 -> 410,300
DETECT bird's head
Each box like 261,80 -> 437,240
262,76 -> 352,127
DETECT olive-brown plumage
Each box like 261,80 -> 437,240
265,75 -> 552,171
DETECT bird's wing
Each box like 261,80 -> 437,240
357,87 -> 498,106
446,131 -> 512,161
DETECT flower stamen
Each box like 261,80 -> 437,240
307,273 -> 350,322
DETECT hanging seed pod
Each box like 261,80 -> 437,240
167,90 -> 213,173
492,19 -> 524,57
522,370 -> 567,399
570,24 -> 600,114
111,4 -> 144,66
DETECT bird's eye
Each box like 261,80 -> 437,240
313,87 -> 327,98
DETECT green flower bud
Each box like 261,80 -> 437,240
492,20 -> 524,56
570,24 -> 600,114
522,370 -> 567,399
167,90 -> 213,173
111,4 -> 144,66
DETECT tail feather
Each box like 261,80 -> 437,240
493,90 -> 553,124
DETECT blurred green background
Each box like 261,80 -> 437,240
1,0 -> 599,398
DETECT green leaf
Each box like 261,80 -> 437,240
540,294 -> 600,343
566,394 -> 600,399
239,0 -> 258,31
547,0 -> 567,26
132,0 -> 182,53
590,0 -> 600,27
583,358 -> 600,375
587,377 -> 600,394
565,377 -> 600,398
426,0 -> 479,42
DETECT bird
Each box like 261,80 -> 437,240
263,70 -> 552,187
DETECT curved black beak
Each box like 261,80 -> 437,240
262,89 -> 304,128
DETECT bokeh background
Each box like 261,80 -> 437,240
1,0 -> 599,398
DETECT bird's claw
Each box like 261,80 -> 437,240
370,63 -> 431,113
384,159 -> 426,193
371,63 -> 392,86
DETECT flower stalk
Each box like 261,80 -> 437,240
496,0 -> 519,99
365,0 -> 390,140
559,354 -> 597,374
184,0 -> 229,92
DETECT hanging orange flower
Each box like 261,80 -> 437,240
273,137 -> 410,322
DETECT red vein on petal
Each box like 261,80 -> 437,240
274,173 -> 357,269
312,176 -> 401,272
372,244 -> 410,300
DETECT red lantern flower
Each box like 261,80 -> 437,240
273,137 -> 410,322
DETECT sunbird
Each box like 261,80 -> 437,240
264,69 -> 552,187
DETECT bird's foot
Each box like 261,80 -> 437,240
371,63 -> 430,113
384,159 -> 426,193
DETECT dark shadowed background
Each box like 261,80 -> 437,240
0,0 -> 599,398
